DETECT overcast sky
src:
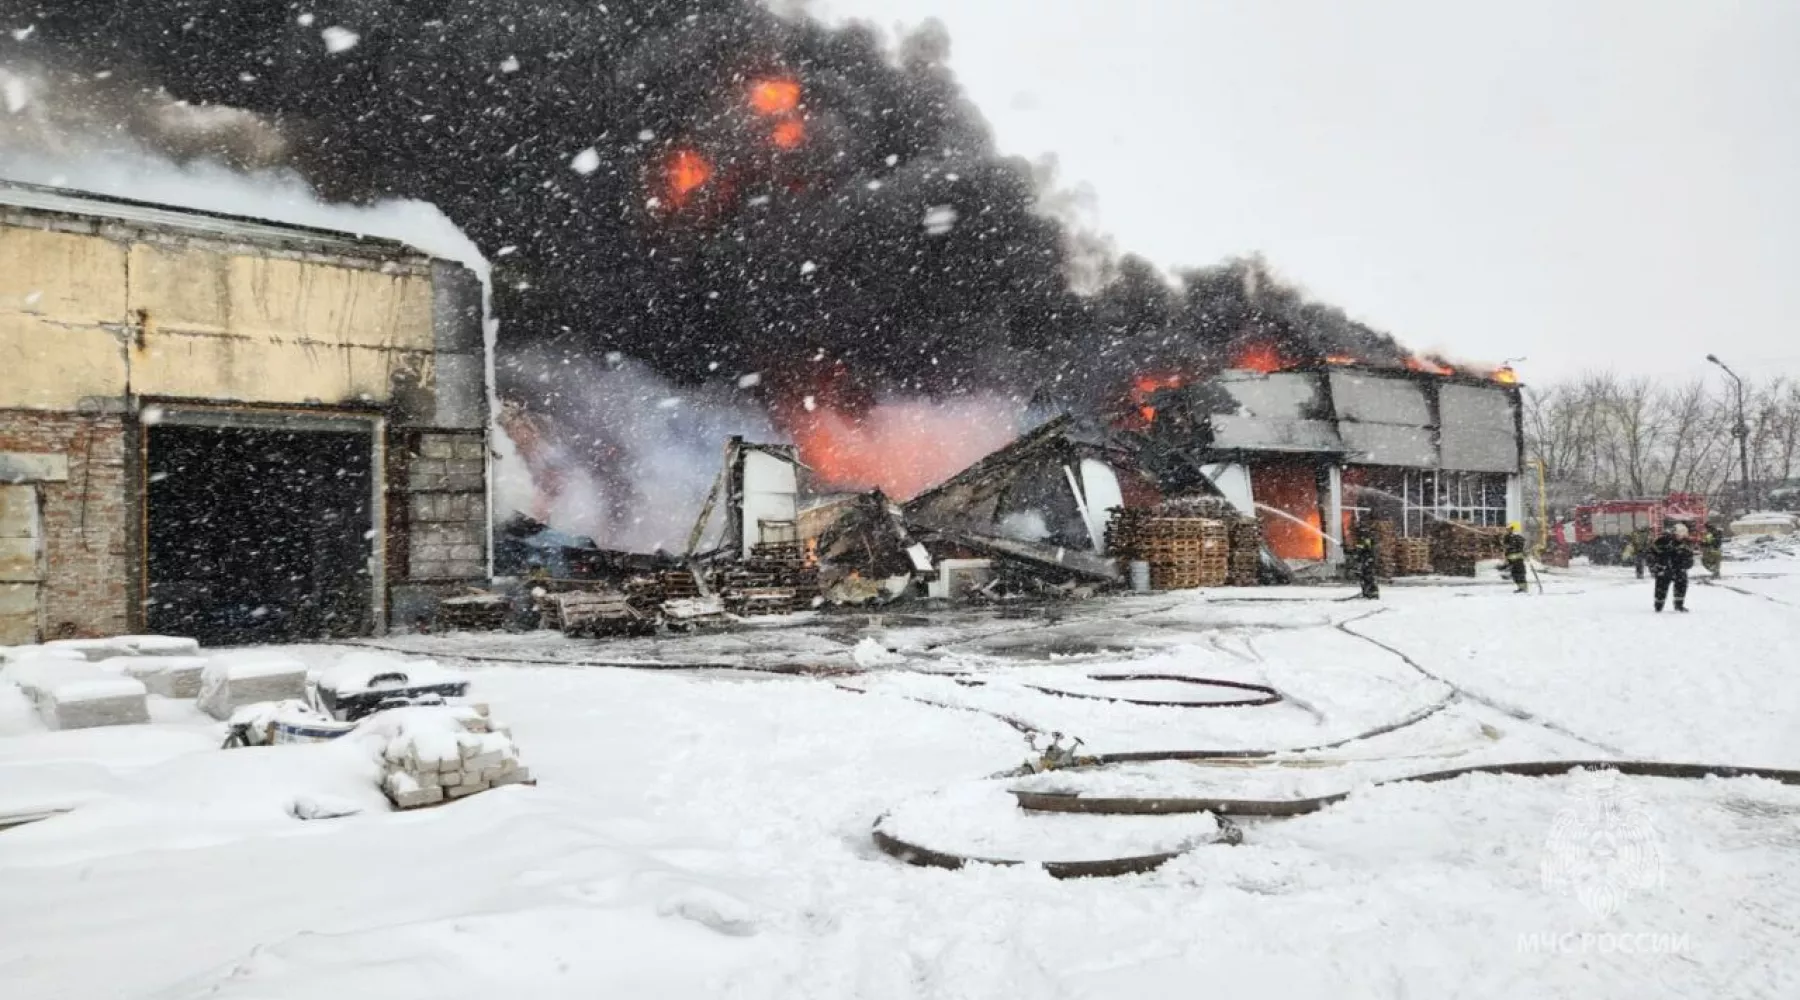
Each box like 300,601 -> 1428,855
818,0 -> 1800,385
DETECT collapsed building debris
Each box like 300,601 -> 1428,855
469,362 -> 1526,637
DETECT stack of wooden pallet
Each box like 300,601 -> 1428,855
1428,520 -> 1505,577
434,592 -> 510,631
661,569 -> 702,600
1154,496 -> 1244,522
1369,520 -> 1400,578
1396,538 -> 1433,576
1107,508 -> 1230,590
538,590 -> 648,636
1227,522 -> 1263,586
747,541 -> 821,606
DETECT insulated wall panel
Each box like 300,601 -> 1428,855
1438,383 -> 1521,473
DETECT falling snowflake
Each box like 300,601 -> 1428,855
637,129 -> 655,142
500,56 -> 521,73
799,260 -> 817,276
321,26 -> 360,53
737,373 -> 763,389
569,148 -> 601,175
296,13 -> 315,27
922,205 -> 958,236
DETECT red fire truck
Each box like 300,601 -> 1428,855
1551,493 -> 1710,565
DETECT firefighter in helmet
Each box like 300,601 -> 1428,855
1623,525 -> 1651,578
1648,521 -> 1695,613
1700,523 -> 1725,579
1350,523 -> 1380,599
1503,521 -> 1530,593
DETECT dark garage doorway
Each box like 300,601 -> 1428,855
146,415 -> 377,644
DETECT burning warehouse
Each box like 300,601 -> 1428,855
0,181 -> 489,645
1139,362 -> 1525,570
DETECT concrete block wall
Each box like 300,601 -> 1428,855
0,411 -> 130,641
390,430 -> 488,584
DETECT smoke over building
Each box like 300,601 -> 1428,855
2,1 -> 1496,546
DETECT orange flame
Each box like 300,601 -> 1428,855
666,148 -> 712,203
1404,355 -> 1455,377
749,78 -> 802,116
1492,366 -> 1518,385
771,119 -> 806,149
1130,373 -> 1185,425
1234,342 -> 1286,374
1325,354 -> 1358,366
1252,460 -> 1325,561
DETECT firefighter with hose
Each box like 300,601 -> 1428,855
1351,524 -> 1380,600
1503,522 -> 1530,594
1648,521 -> 1695,613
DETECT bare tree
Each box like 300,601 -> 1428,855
1524,369 -> 1793,513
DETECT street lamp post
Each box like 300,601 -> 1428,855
1706,354 -> 1752,516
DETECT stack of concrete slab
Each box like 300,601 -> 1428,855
2,656 -> 150,730
103,656 -> 210,698
44,635 -> 201,661
197,654 -> 309,721
372,705 -> 532,809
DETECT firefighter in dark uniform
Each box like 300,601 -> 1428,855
1648,522 -> 1694,613
1700,524 -> 1724,579
1350,525 -> 1379,599
1503,521 -> 1530,593
1625,526 -> 1651,578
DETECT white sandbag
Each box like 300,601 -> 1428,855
197,654 -> 308,721
102,656 -> 209,699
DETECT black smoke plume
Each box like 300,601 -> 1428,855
2,1 -> 1414,409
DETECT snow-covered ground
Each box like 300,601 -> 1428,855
4,556 -> 1800,999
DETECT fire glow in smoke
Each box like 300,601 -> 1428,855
664,148 -> 713,205
748,78 -> 801,116
782,396 -> 1026,499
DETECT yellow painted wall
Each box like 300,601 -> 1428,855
0,222 -> 437,410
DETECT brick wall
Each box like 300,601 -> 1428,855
0,410 -> 130,640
